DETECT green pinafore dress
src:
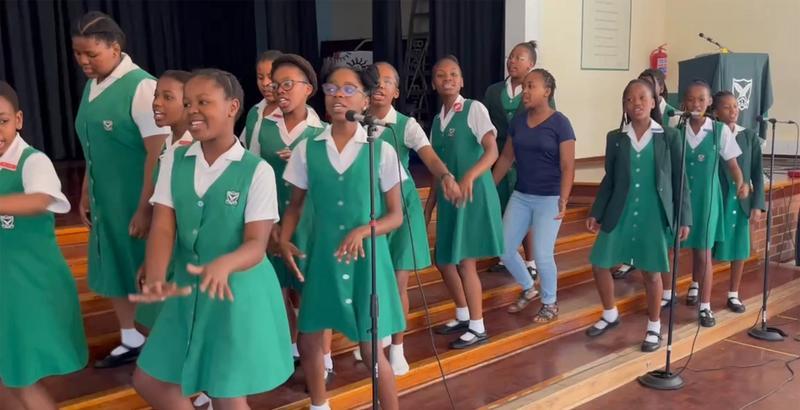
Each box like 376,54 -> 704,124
74,68 -> 153,298
431,100 -> 504,265
0,147 -> 88,388
256,117 -> 324,290
297,138 -> 406,342
137,147 -> 292,397
378,113 -> 432,270
680,123 -> 726,250
590,137 -> 672,273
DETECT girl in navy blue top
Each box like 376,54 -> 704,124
493,69 -> 576,322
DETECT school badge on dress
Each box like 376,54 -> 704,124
103,120 -> 114,132
698,154 -> 706,162
0,215 -> 14,230
447,128 -> 456,138
225,191 -> 240,206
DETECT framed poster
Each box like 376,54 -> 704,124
581,0 -> 631,70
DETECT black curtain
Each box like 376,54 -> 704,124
372,0 -> 404,70
0,0 -> 257,161
429,0 -> 505,101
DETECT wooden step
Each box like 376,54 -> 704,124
59,254 -> 747,409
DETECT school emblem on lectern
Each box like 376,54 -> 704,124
732,78 -> 753,111
0,215 -> 14,230
225,191 -> 240,206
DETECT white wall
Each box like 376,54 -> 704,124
665,0 -> 800,154
536,0 -> 667,158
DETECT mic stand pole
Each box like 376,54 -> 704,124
748,120 -> 788,341
639,113 -> 690,390
367,122 -> 381,409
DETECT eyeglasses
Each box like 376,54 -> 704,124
268,79 -> 310,92
322,83 -> 365,97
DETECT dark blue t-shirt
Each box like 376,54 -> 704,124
508,111 -> 576,196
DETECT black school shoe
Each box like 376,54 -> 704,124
449,329 -> 489,349
686,284 -> 699,306
727,297 -> 746,313
699,309 -> 716,327
641,331 -> 662,352
94,344 -> 142,369
585,317 -> 620,337
612,265 -> 636,279
435,319 -> 469,335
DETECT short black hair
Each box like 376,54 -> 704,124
160,70 -> 192,84
0,81 -> 20,112
190,69 -> 245,120
271,53 -> 318,96
432,54 -> 460,73
257,50 -> 283,65
71,11 -> 126,49
638,68 -> 668,100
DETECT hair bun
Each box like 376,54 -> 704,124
359,65 -> 380,94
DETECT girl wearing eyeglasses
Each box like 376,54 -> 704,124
280,65 -> 406,410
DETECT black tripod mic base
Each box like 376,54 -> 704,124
638,370 -> 685,390
748,326 -> 787,341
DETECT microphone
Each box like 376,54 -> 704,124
668,109 -> 705,119
757,116 -> 796,124
698,33 -> 730,53
345,110 -> 388,127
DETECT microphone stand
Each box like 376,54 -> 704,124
639,112 -> 691,390
367,122 -> 381,409
748,119 -> 788,341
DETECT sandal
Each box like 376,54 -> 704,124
686,283 -> 699,306
612,264 -> 635,279
727,297 -> 746,313
533,303 -> 559,323
641,330 -> 662,352
507,287 -> 539,313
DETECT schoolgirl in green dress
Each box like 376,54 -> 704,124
668,80 -> 749,328
135,69 -> 193,330
240,50 -> 282,149
0,82 -> 88,410
71,12 -> 170,368
485,41 -> 540,276
279,65 -> 405,410
584,79 -> 691,352
425,55 -> 504,349
366,61 -> 460,375
711,91 -> 765,313
130,69 -> 292,409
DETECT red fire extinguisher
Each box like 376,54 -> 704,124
650,44 -> 668,76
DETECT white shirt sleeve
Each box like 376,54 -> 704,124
379,141 -> 408,192
21,153 -> 71,214
719,125 -> 743,161
283,139 -> 309,190
150,151 -> 175,208
239,127 -> 248,146
132,79 -> 170,138
467,100 -> 498,144
405,117 -> 431,152
244,161 -> 280,223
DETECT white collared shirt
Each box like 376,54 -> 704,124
151,140 -> 278,223
505,77 -> 523,99
623,119 -> 663,152
731,123 -> 747,137
0,135 -> 70,213
160,130 -> 194,160
87,54 -> 168,139
684,117 -> 741,160
283,124 -> 407,192
435,95 -> 497,145
659,99 -> 679,128
372,106 -> 430,152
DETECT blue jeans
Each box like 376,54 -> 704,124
500,192 -> 562,304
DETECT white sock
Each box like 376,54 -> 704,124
193,393 -> 211,406
455,306 -> 469,322
619,264 -> 632,272
699,302 -> 711,311
662,290 -> 673,300
688,281 -> 700,296
459,319 -> 485,341
291,343 -> 300,357
382,335 -> 392,348
112,328 -> 145,356
389,344 -> 409,375
310,402 -> 331,410
645,320 -> 661,343
526,260 -> 537,269
728,291 -> 742,304
594,307 -> 619,330
323,353 -> 333,370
